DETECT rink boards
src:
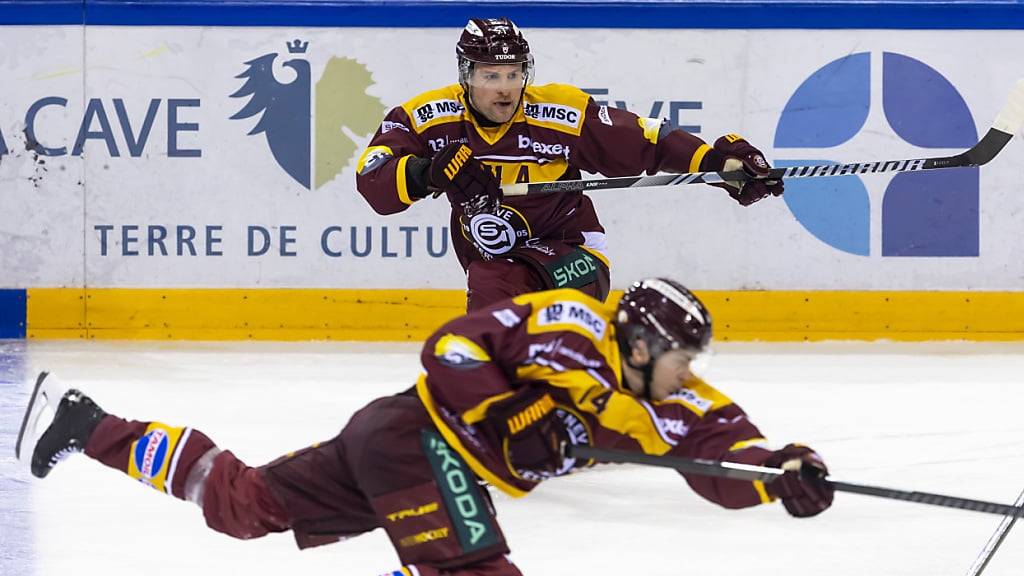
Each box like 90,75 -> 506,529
2,5 -> 1024,340
4,287 -> 1024,341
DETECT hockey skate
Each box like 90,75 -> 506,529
15,372 -> 106,479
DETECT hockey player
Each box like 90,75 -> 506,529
355,18 -> 784,310
16,279 -> 830,576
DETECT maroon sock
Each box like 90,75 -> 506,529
84,414 -> 216,499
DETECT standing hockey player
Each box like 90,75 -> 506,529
355,18 -> 784,310
17,279 -> 830,575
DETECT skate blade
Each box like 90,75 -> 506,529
14,372 -> 69,465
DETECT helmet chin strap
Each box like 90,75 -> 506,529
618,328 -> 657,400
625,356 -> 656,401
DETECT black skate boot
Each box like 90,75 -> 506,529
15,372 -> 107,479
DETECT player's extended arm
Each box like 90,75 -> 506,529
669,401 -> 832,516
571,99 -> 779,205
670,403 -> 776,509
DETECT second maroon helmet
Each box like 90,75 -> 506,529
615,278 -> 712,360
456,18 -> 534,85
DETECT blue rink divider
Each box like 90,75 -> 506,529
0,290 -> 27,340
0,0 -> 1023,28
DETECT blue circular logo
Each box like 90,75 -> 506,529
775,52 -> 978,257
134,429 -> 170,479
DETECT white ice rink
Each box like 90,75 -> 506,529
2,340 -> 1023,576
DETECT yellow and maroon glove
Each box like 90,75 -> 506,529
429,143 -> 503,216
764,443 -> 834,517
490,391 -> 568,477
701,134 -> 784,206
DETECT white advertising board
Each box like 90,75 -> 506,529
1,26 -> 1023,289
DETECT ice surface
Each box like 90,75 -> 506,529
2,340 -> 1023,576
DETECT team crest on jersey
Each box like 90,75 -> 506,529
461,205 -> 530,256
537,301 -> 607,340
357,145 -> 394,175
412,99 -> 465,129
516,406 -> 594,482
434,334 -> 492,369
524,102 -> 583,130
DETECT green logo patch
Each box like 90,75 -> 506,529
546,249 -> 599,289
420,430 -> 499,553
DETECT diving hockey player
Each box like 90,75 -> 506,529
17,278 -> 829,576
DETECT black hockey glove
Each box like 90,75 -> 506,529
429,143 -> 503,217
490,391 -> 568,477
701,134 -> 784,206
764,443 -> 834,518
404,156 -> 433,200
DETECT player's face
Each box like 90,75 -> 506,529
647,349 -> 700,401
467,63 -> 525,123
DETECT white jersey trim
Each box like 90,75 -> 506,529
476,154 -> 555,164
165,427 -> 192,496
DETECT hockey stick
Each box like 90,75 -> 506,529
568,444 -> 1023,517
964,487 -> 1024,575
503,79 -> 1024,197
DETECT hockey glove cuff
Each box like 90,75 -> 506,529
405,156 -> 433,200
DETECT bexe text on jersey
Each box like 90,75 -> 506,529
517,135 -> 570,159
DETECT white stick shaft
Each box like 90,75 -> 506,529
965,487 -> 1024,576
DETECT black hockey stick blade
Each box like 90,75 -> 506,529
15,371 -> 51,460
568,444 -> 1023,517
503,79 -> 1024,197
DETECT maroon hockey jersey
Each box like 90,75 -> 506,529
355,83 -> 711,269
415,288 -> 778,510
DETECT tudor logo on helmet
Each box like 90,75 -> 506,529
457,17 -> 535,88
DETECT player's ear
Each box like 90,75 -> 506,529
630,337 -> 651,366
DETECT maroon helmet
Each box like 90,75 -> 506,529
456,17 -> 534,87
615,278 -> 712,360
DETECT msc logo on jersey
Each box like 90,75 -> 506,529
524,102 -> 582,130
775,52 -> 978,257
537,301 -> 607,340
231,40 -> 386,190
412,99 -> 465,129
